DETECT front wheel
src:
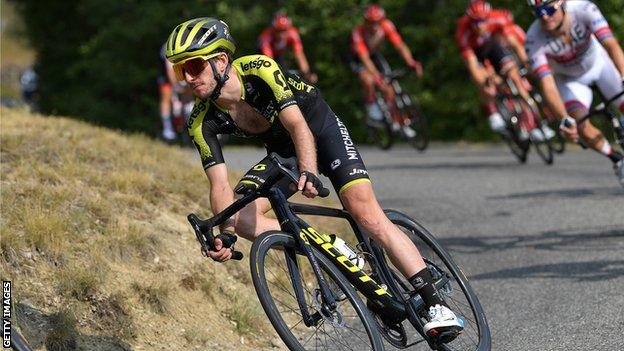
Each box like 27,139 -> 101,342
530,127 -> 554,165
374,210 -> 491,351
250,231 -> 385,351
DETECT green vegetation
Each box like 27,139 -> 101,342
0,107 -> 351,349
11,0 -> 624,141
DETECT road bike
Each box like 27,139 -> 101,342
187,153 -> 490,350
366,55 -> 429,152
517,66 -> 566,154
573,90 -> 624,153
493,73 -> 554,165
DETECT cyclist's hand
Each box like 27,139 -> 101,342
407,60 -> 423,78
298,171 -> 321,198
203,237 -> 232,262
559,116 -> 579,143
305,71 -> 318,84
480,81 -> 497,99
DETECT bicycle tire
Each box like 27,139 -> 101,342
250,231 -> 385,351
405,103 -> 429,152
376,210 -> 491,351
367,118 -> 394,150
530,127 -> 554,165
496,96 -> 529,163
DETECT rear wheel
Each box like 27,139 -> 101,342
374,211 -> 491,351
497,96 -> 529,163
250,231 -> 384,351
404,102 -> 429,152
367,117 -> 394,150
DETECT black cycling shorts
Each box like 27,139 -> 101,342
236,113 -> 371,197
475,41 -> 514,74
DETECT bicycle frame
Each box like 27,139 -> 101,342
190,155 -> 451,346
578,90 -> 624,150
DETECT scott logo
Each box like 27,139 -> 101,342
240,58 -> 272,71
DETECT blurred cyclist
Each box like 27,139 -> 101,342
456,0 -> 554,140
349,4 -> 423,136
158,42 -> 178,142
525,0 -> 624,186
258,12 -> 317,83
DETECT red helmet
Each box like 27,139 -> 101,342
466,0 -> 492,20
272,13 -> 292,31
364,4 -> 385,22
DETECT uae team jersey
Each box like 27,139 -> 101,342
525,0 -> 614,78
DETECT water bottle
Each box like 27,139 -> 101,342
329,234 -> 365,269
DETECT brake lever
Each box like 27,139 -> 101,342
187,213 -> 244,260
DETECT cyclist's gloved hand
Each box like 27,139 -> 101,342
298,171 -> 322,198
203,231 -> 234,262
559,116 -> 579,143
304,71 -> 318,84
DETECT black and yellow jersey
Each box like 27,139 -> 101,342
188,54 -> 330,169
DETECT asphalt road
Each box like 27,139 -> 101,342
214,143 -> 624,351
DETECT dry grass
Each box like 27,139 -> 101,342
0,107 -> 349,350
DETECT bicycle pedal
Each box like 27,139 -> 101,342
428,326 -> 463,345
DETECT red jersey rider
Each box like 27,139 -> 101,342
456,1 -> 554,140
258,12 -> 318,83
349,4 -> 423,136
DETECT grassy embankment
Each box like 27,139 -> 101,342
0,107 -> 352,350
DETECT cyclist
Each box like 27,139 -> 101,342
456,0 -> 555,140
158,42 -> 178,142
166,18 -> 463,339
525,0 -> 624,186
258,12 -> 317,83
349,4 -> 423,137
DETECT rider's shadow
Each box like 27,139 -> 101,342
14,302 -> 133,351
437,226 -> 624,255
487,186 -> 624,199
468,259 -> 624,282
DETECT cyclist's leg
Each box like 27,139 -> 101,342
557,77 -> 616,158
158,79 -> 176,140
231,155 -> 293,241
316,114 -> 462,335
474,49 -> 504,133
595,48 -> 624,113
358,68 -> 384,121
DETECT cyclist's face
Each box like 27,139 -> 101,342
181,55 -> 224,99
537,3 -> 564,31
470,18 -> 488,35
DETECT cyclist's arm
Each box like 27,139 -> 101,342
396,42 -> 421,74
293,50 -> 311,76
538,74 -> 566,120
205,164 -> 237,232
601,37 -> 624,77
506,34 -> 528,66
359,53 -> 382,78
463,54 -> 488,86
278,105 -> 318,176
258,29 -> 274,57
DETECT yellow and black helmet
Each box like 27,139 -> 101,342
166,18 -> 236,64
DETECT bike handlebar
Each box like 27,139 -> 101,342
269,153 -> 331,198
186,153 -> 331,261
578,90 -> 624,124
188,213 -> 244,261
